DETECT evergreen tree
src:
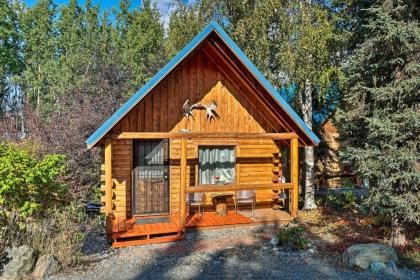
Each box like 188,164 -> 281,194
336,0 -> 419,246
0,0 -> 22,115
20,0 -> 57,116
114,0 -> 166,93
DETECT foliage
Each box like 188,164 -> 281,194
335,0 -> 420,241
0,0 -> 22,114
0,143 -> 67,217
316,190 -> 360,212
276,224 -> 309,251
115,0 -> 166,91
0,205 -> 88,268
397,245 -> 420,269
218,0 -> 345,209
166,0 -> 223,58
24,204 -> 87,267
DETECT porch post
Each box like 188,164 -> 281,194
180,137 -> 187,230
290,136 -> 299,217
104,138 -> 113,215
104,138 -> 113,235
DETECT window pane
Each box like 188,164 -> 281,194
199,146 -> 235,185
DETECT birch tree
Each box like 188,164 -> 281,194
223,0 -> 342,210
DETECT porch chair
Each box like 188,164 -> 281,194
234,190 -> 256,216
186,192 -> 206,216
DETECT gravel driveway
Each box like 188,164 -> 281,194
49,225 -> 419,280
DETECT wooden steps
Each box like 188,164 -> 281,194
111,215 -> 183,248
112,231 -> 183,248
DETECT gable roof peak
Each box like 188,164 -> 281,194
86,21 -> 319,148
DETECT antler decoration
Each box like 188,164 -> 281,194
183,100 -> 219,120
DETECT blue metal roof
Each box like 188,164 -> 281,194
86,21 -> 320,148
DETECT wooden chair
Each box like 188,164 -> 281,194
186,192 -> 206,216
234,190 -> 256,216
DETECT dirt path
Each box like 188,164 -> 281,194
49,225 -> 419,280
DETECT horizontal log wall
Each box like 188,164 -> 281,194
111,139 -> 132,218
170,138 -> 283,212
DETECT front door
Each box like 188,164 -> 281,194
132,139 -> 169,215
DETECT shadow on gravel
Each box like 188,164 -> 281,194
129,222 -> 419,280
131,224 -> 276,279
81,227 -> 111,257
129,223 -> 333,280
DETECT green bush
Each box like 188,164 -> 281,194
276,224 -> 309,251
317,190 -> 360,212
24,204 -> 87,267
0,143 -> 67,218
0,205 -> 88,268
0,143 -> 86,269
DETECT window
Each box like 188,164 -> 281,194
198,146 -> 235,185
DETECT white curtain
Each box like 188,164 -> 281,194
199,147 -> 235,184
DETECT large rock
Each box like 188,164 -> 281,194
370,261 -> 386,272
342,243 -> 398,269
32,255 -> 59,279
2,245 -> 36,279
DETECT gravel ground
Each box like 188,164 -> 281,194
49,225 -> 419,280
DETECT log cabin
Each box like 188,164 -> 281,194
86,21 -> 320,248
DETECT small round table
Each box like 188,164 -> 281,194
211,193 -> 233,217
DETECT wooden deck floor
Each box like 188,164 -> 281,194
111,209 -> 291,247
186,211 -> 253,228
186,208 -> 291,229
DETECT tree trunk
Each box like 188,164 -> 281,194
390,215 -> 407,247
299,79 -> 317,210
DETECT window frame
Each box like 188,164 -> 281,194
197,144 -> 237,186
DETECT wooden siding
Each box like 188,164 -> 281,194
111,139 -> 132,218
108,48 -> 287,218
112,49 -> 280,134
170,138 -> 282,214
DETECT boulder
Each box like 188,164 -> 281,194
2,245 -> 36,279
385,260 -> 397,269
342,243 -> 398,270
32,255 -> 59,279
370,261 -> 386,272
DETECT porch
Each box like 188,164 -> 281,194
111,208 -> 291,248
106,132 -> 299,248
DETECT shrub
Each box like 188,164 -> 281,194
0,144 -> 87,268
24,204 -> 87,267
317,190 -> 360,212
276,224 -> 309,251
0,205 -> 88,268
0,143 -> 67,218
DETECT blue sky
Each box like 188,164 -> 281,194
22,1 -> 187,26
